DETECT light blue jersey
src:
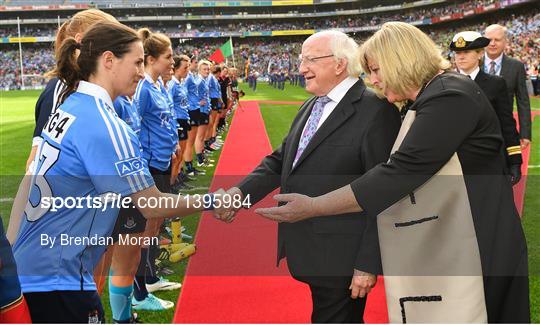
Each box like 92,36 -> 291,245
208,74 -> 222,99
13,81 -> 154,293
198,75 -> 210,114
185,72 -> 200,111
159,78 -> 179,145
134,74 -> 177,171
114,96 -> 141,135
168,76 -> 190,120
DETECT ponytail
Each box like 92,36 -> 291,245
56,37 -> 82,101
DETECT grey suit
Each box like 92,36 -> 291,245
495,55 -> 531,140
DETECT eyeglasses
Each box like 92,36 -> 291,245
299,54 -> 334,66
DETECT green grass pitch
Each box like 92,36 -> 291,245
0,84 -> 538,323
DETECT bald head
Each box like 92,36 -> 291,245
484,24 -> 508,59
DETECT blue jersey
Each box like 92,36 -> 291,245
13,81 -> 154,293
185,72 -> 200,111
208,74 -> 222,99
168,77 -> 190,120
198,76 -> 210,114
159,78 -> 179,145
134,74 -> 177,171
114,96 -> 141,135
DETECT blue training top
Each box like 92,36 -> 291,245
208,74 -> 222,100
185,72 -> 200,111
13,81 -> 154,293
168,76 -> 190,120
198,75 -> 211,114
134,74 -> 177,171
114,96 -> 141,135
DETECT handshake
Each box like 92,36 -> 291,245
208,187 -> 248,223
206,187 -> 318,224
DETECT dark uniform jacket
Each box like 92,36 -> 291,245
474,69 -> 522,166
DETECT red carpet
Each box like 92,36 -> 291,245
512,111 -> 537,217
174,101 -> 388,323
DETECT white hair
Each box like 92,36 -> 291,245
305,30 -> 361,77
485,24 -> 508,40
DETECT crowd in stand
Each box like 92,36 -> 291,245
0,0 -> 513,38
1,8 -> 538,93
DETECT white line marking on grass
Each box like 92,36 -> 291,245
528,165 -> 540,168
0,197 -> 14,202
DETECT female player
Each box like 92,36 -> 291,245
131,28 -> 181,311
168,55 -> 191,189
12,22 -> 224,323
6,9 -> 117,244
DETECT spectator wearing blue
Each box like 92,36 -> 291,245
132,27 -> 180,312
195,60 -> 213,168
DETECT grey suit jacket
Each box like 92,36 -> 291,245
500,55 -> 531,140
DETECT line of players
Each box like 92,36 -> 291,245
1,8 -> 239,323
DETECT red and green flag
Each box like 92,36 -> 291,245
209,38 -> 233,63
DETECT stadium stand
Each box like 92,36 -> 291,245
0,0 -> 538,90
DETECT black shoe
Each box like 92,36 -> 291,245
181,174 -> 195,182
204,145 -> 216,152
186,167 -> 205,176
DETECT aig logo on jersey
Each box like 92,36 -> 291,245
115,157 -> 144,177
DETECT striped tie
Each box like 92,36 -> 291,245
488,61 -> 497,75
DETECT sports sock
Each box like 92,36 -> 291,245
109,280 -> 133,322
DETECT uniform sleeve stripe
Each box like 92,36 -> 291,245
94,98 -> 124,161
96,99 -> 143,194
99,100 -> 131,161
115,109 -> 149,192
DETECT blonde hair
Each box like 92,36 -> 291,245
137,28 -> 171,63
48,9 -> 117,77
359,22 -> 451,98
198,60 -> 211,70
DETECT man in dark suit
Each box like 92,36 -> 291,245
451,31 -> 522,184
215,31 -> 401,323
484,24 -> 531,149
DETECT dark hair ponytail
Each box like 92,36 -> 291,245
56,37 -> 82,98
56,22 -> 140,102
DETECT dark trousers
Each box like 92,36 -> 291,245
24,291 -> 104,323
310,285 -> 366,323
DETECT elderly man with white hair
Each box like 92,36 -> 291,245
215,30 -> 401,322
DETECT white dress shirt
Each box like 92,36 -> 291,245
484,53 -> 503,76
459,66 -> 480,80
300,76 -> 358,137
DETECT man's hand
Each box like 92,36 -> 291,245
349,269 -> 377,299
213,187 -> 243,223
520,138 -> 530,149
509,164 -> 522,185
255,193 -> 317,223
199,100 -> 207,106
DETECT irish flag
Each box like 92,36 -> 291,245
209,38 -> 233,63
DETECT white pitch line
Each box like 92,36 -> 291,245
528,165 -> 540,168
0,198 -> 14,202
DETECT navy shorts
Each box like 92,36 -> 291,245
189,109 -> 201,127
111,166 -> 171,238
199,112 -> 210,126
177,118 -> 191,140
24,290 -> 105,323
210,98 -> 221,112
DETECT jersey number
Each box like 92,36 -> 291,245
24,141 -> 60,222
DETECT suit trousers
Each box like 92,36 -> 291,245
310,284 -> 366,323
